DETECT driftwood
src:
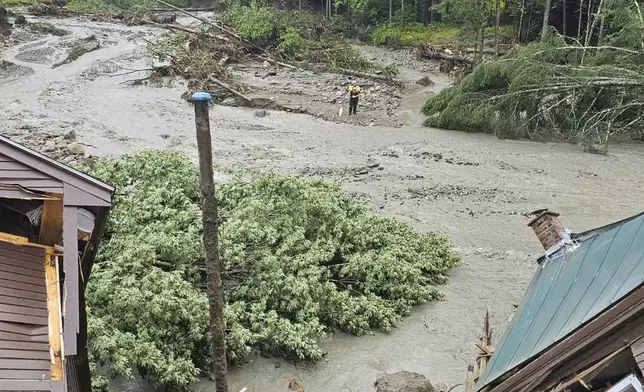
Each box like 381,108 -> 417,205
154,0 -> 261,52
258,55 -> 298,70
142,18 -> 202,35
208,76 -> 251,102
146,13 -> 176,24
336,67 -> 405,86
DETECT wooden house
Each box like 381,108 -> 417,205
472,210 -> 644,392
0,136 -> 114,391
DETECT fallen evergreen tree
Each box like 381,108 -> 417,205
83,150 -> 460,391
422,0 -> 644,152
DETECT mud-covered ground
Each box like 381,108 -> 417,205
2,11 -> 644,392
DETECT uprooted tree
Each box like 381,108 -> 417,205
82,150 -> 461,392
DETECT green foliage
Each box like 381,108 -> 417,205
484,25 -> 516,43
422,3 -> 644,150
221,6 -> 375,69
435,0 -> 491,47
0,0 -> 31,7
327,15 -> 372,41
278,27 -> 308,60
308,36 -> 375,70
223,1 -> 277,43
33,22 -> 67,36
371,23 -> 459,47
84,150 -> 460,390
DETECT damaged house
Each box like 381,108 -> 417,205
0,136 -> 114,391
474,210 -> 644,392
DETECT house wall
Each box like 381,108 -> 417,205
0,241 -> 52,390
528,308 -> 644,392
633,336 -> 644,376
0,153 -> 63,196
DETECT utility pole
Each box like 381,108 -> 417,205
192,92 -> 228,392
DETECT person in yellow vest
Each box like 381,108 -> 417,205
346,79 -> 362,115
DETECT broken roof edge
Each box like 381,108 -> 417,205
478,281 -> 644,392
0,135 -> 115,194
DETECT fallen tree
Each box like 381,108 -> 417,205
421,0 -> 644,152
82,150 -> 461,392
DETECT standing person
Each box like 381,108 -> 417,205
346,79 -> 361,115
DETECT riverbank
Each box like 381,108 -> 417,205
2,10 -> 644,392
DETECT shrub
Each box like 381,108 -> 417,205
33,22 -> 67,36
278,27 -> 308,60
223,1 -> 277,44
371,23 -> 459,47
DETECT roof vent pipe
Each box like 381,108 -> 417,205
528,209 -> 571,256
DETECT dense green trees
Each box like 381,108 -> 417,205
84,151 -> 460,391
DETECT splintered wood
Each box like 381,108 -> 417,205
465,310 -> 495,392
44,248 -> 64,380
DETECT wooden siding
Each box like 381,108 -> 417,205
633,336 -> 644,375
0,242 -> 52,391
0,153 -> 63,195
0,138 -> 113,203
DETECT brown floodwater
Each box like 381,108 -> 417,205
2,14 -> 644,392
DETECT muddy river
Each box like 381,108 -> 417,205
2,12 -> 644,392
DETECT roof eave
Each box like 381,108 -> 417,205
479,282 -> 644,392
0,135 -> 115,194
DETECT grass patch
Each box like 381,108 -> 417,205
0,0 -> 32,7
34,22 -> 67,36
66,0 -> 186,12
371,23 -> 459,47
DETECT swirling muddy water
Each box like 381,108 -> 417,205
2,14 -> 644,392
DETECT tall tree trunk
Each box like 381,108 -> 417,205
585,0 -> 602,46
389,0 -> 393,23
193,94 -> 229,392
598,13 -> 605,44
578,0 -> 585,39
494,0 -> 501,56
541,0 -> 552,40
476,22 -> 485,62
429,0 -> 433,22
421,0 -> 429,24
401,0 -> 405,24
518,0 -> 525,42
562,0 -> 567,36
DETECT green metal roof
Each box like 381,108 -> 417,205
476,212 -> 644,391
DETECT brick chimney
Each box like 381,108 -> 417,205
527,209 -> 570,253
